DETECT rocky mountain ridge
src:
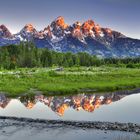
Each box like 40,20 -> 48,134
0,16 -> 140,58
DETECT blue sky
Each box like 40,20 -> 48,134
0,0 -> 140,39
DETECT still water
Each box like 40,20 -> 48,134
0,91 -> 140,123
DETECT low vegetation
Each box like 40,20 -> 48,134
0,67 -> 140,97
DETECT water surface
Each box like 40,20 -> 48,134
0,91 -> 140,123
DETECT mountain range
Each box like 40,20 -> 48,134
0,16 -> 140,58
0,92 -> 125,116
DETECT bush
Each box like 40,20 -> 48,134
48,70 -> 58,77
126,63 -> 136,68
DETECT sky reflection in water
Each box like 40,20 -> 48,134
0,92 -> 140,123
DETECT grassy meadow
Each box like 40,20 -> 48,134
0,66 -> 140,97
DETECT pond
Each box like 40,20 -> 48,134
0,90 -> 140,124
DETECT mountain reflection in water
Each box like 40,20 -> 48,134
0,92 -> 129,116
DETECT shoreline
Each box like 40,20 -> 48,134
1,87 -> 140,98
0,116 -> 140,134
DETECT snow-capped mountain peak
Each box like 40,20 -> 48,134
16,23 -> 37,41
82,20 -> 95,37
0,24 -> 20,46
0,24 -> 13,38
53,16 -> 69,29
24,24 -> 36,33
0,17 -> 140,58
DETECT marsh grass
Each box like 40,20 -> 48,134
0,67 -> 140,97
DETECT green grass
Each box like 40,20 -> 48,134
0,66 -> 140,97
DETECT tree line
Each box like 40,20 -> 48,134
0,42 -> 140,69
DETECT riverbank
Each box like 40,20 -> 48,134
1,119 -> 139,140
0,67 -> 140,97
0,116 -> 140,136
